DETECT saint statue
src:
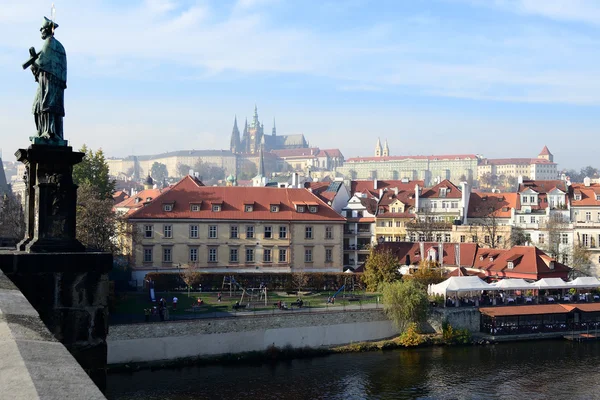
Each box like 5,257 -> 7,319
25,16 -> 67,144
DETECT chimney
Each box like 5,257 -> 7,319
438,242 -> 444,267
414,184 -> 420,211
460,181 -> 470,225
584,177 -> 591,187
292,172 -> 299,188
518,175 -> 524,184
419,242 -> 425,262
379,189 -> 383,199
189,169 -> 194,176
394,187 -> 399,196
373,178 -> 378,190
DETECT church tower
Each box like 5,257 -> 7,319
375,138 -> 382,157
538,145 -> 553,162
272,117 -> 276,136
248,105 -> 263,154
230,116 -> 241,154
241,118 -> 249,153
383,139 -> 389,157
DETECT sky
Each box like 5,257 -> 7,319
1,0 -> 600,169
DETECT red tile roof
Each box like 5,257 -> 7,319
350,180 -> 423,197
346,154 -> 478,162
128,176 -> 345,222
319,149 -> 344,158
570,183 -> 600,207
480,304 -> 573,317
480,157 -> 555,166
539,145 -> 552,156
271,148 -> 319,158
112,190 -> 130,204
380,242 -> 478,267
467,192 -> 517,218
420,179 -> 462,199
518,180 -> 567,194
476,246 -> 570,280
114,187 -> 170,214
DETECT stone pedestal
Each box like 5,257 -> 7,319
0,251 -> 112,392
0,143 -> 112,393
16,144 -> 85,252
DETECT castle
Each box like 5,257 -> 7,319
230,106 -> 309,155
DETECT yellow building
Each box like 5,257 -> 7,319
126,176 -> 345,284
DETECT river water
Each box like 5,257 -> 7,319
106,340 -> 600,400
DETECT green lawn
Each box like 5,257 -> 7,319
112,289 -> 381,317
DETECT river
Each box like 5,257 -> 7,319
106,339 -> 600,399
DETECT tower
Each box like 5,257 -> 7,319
144,174 -> 154,190
230,115 -> 241,154
538,145 -> 553,162
247,105 -> 263,154
241,118 -> 249,153
375,138 -> 382,157
272,117 -> 276,136
383,139 -> 389,157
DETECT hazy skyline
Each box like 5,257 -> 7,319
1,0 -> 600,169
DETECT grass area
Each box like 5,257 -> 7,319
112,289 -> 382,317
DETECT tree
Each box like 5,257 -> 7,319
192,161 -> 226,183
570,244 -> 592,277
362,246 -> 400,291
151,162 -> 168,184
510,226 -> 527,246
580,166 -> 598,180
292,268 -> 309,296
76,183 -> 117,252
405,260 -> 445,287
0,192 -> 25,242
405,205 -> 449,242
542,213 -> 570,262
72,145 -> 115,199
237,160 -> 257,181
382,280 -> 429,332
180,263 -> 202,297
471,208 -> 504,249
176,162 -> 191,178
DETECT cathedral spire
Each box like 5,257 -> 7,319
230,115 -> 241,153
252,104 -> 260,129
272,117 -> 276,136
375,137 -> 382,157
258,145 -> 265,177
383,139 -> 389,157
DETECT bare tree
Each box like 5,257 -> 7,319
292,268 -> 309,296
570,244 -> 592,277
0,192 -> 25,243
406,205 -> 450,242
541,213 -> 571,262
470,208 -> 506,249
180,263 -> 202,298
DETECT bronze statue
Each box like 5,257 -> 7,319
23,17 -> 67,145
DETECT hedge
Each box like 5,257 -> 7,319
143,272 -> 362,292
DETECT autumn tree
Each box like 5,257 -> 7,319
76,183 -> 118,252
72,145 -> 115,199
510,226 -> 527,246
180,263 -> 202,297
382,280 -> 429,332
292,268 -> 309,296
570,244 -> 592,277
404,260 -> 445,287
362,247 -> 400,291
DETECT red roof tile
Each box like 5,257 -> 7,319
128,176 -> 345,221
350,180 -> 423,197
539,145 -> 552,156
467,192 -> 517,218
478,246 -> 570,280
570,183 -> 600,207
380,242 -> 478,267
271,148 -> 319,158
346,154 -> 478,162
420,180 -> 462,199
114,187 -> 170,214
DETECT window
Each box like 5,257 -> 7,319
472,235 -> 478,243
144,225 -> 153,238
208,225 -> 217,239
539,234 -> 545,244
451,202 -> 458,209
263,249 -> 272,263
497,236 -> 503,244
279,248 -> 287,263
586,212 -> 592,221
395,221 -> 401,227
391,207 -> 396,213
208,247 -> 218,262
279,226 -> 287,239
460,235 -> 466,243
530,216 -> 535,223
245,204 -> 253,212
190,204 -> 200,212
297,205 -> 305,213
561,234 -> 569,245
562,255 -> 569,264
519,216 -> 525,223
419,234 -> 426,242
246,226 -> 254,239
507,261 -> 514,269
444,234 -> 451,242
305,226 -> 313,239
143,247 -> 153,262
522,196 -> 528,204
162,247 -> 172,263
484,235 -> 490,244
387,221 -> 393,228
596,195 -> 600,201
325,226 -> 333,240
582,234 -> 590,247
530,196 -> 535,203
264,226 -> 272,239
575,194 -> 582,201
230,248 -> 239,263
212,204 -> 221,212
271,205 -> 279,212
189,225 -> 199,238
163,225 -> 172,238
325,248 -> 333,262
309,206 -> 318,213
305,248 -> 313,263
163,204 -> 173,212
230,225 -> 238,239
246,248 -> 255,263
189,247 -> 198,262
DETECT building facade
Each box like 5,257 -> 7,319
126,176 -> 345,283
571,179 -> 600,275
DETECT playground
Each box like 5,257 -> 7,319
110,276 -> 381,324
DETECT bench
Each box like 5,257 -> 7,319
232,304 -> 247,310
291,301 -> 304,308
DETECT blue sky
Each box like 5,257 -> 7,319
1,0 -> 600,169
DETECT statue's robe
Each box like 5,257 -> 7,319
32,36 -> 67,140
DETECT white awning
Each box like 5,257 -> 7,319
429,276 -> 492,296
568,277 -> 600,288
532,278 -> 570,289
492,279 -> 534,290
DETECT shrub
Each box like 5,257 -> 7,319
442,321 -> 472,345
398,323 -> 424,347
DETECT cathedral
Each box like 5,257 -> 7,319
230,106 -> 309,155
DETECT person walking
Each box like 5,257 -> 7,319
217,292 -> 222,302
172,296 -> 178,311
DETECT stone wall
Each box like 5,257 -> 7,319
108,310 -> 398,364
424,308 -> 481,333
0,269 -> 106,399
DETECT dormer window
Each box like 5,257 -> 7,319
489,257 -> 494,262
297,205 -> 305,213
270,205 -> 279,213
309,206 -> 318,213
549,261 -> 555,270
507,261 -> 514,269
245,205 -> 253,212
135,197 -> 141,204
190,204 -> 200,212
163,204 -> 173,212
439,187 -> 448,197
575,194 -> 582,201
212,204 -> 221,212
596,195 -> 600,201
146,197 -> 152,202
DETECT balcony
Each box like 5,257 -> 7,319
574,221 -> 600,228
375,227 -> 401,234
344,244 -> 371,252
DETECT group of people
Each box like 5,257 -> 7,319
144,297 -> 170,322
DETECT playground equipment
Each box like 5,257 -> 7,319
222,276 -> 268,306
332,285 -> 345,299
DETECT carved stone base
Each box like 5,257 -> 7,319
16,144 -> 85,253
